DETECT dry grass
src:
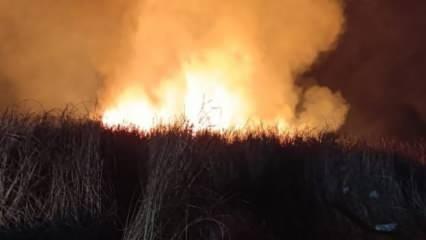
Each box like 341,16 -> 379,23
0,108 -> 425,239
0,108 -> 106,237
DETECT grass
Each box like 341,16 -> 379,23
0,108 -> 425,239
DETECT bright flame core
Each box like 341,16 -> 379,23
102,48 -> 281,132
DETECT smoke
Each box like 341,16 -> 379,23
296,86 -> 348,131
100,0 -> 349,131
0,0 -> 349,132
308,0 -> 426,139
0,0 -> 140,109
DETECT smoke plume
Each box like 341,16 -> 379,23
0,0 -> 139,109
0,0 -> 349,132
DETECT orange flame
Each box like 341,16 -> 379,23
102,46 -> 290,132
100,0 -> 348,133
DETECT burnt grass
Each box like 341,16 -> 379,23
0,109 -> 425,240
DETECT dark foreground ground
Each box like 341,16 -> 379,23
0,110 -> 425,240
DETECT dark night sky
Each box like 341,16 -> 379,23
308,0 -> 426,139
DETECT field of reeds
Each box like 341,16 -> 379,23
0,108 -> 425,240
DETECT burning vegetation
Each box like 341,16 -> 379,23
99,0 -> 349,132
1,0 -> 348,133
0,0 -> 425,239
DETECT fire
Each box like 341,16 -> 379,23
100,0 -> 349,134
102,47 -> 289,132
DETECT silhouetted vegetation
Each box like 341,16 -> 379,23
0,109 -> 425,239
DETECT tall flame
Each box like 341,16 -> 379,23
100,0 -> 349,133
102,46 -> 270,131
